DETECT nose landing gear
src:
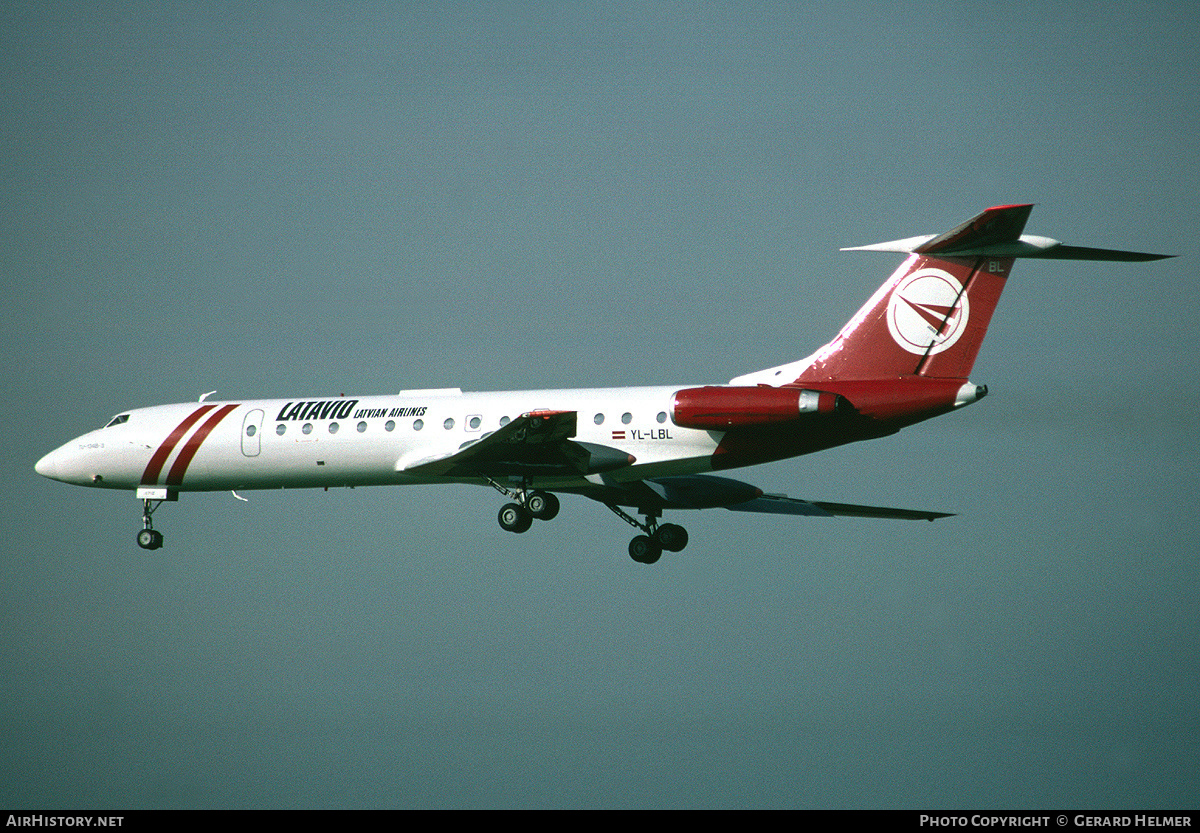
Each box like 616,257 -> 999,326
137,498 -> 165,550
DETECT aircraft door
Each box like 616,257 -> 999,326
241,409 -> 264,457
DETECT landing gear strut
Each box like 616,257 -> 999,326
491,480 -> 560,534
137,498 -> 164,550
606,504 -> 688,564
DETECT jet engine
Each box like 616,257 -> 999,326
671,386 -> 843,430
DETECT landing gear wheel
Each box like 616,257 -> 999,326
526,491 -> 560,521
654,523 -> 688,552
628,535 -> 662,564
137,498 -> 167,550
136,529 -> 163,550
498,503 -> 533,534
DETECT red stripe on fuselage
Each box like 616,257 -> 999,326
165,404 -> 239,487
140,405 -> 217,485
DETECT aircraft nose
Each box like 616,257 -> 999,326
35,446 -> 65,480
36,441 -> 96,484
36,431 -> 141,488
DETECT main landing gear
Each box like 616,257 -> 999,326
490,481 -> 687,565
606,504 -> 689,564
492,480 -> 561,535
137,498 -> 165,550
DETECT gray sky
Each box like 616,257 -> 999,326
3,1 -> 1198,809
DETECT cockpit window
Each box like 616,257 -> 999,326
104,414 -> 130,428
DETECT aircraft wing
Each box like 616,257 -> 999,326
574,473 -> 952,521
399,410 -> 634,478
728,493 -> 953,521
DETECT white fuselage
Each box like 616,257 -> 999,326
35,386 -> 724,494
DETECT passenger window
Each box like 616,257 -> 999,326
444,418 -> 455,430
245,425 -> 257,437
657,412 -> 667,424
621,412 -> 632,425
499,416 -> 511,427
385,420 -> 395,432
302,423 -> 313,435
276,424 -> 287,436
329,422 -> 339,434
594,413 -> 605,425
357,421 -> 368,433
413,419 -> 424,431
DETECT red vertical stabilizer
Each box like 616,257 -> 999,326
731,204 -> 1045,387
794,252 -> 1013,382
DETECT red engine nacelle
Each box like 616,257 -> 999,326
671,386 -> 842,430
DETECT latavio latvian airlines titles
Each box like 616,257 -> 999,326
273,400 -> 429,422
36,205 -> 1170,563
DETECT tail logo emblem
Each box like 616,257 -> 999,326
886,268 -> 970,355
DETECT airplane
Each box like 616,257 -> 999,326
34,204 -> 1170,563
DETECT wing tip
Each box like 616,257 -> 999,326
812,502 -> 955,521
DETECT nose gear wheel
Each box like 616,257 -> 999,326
136,498 -> 165,550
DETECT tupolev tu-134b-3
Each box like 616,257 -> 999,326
35,205 -> 1170,564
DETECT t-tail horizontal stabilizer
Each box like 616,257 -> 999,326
841,204 -> 1173,261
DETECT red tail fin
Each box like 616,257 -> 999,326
732,204 -> 1170,387
794,252 -> 1012,382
